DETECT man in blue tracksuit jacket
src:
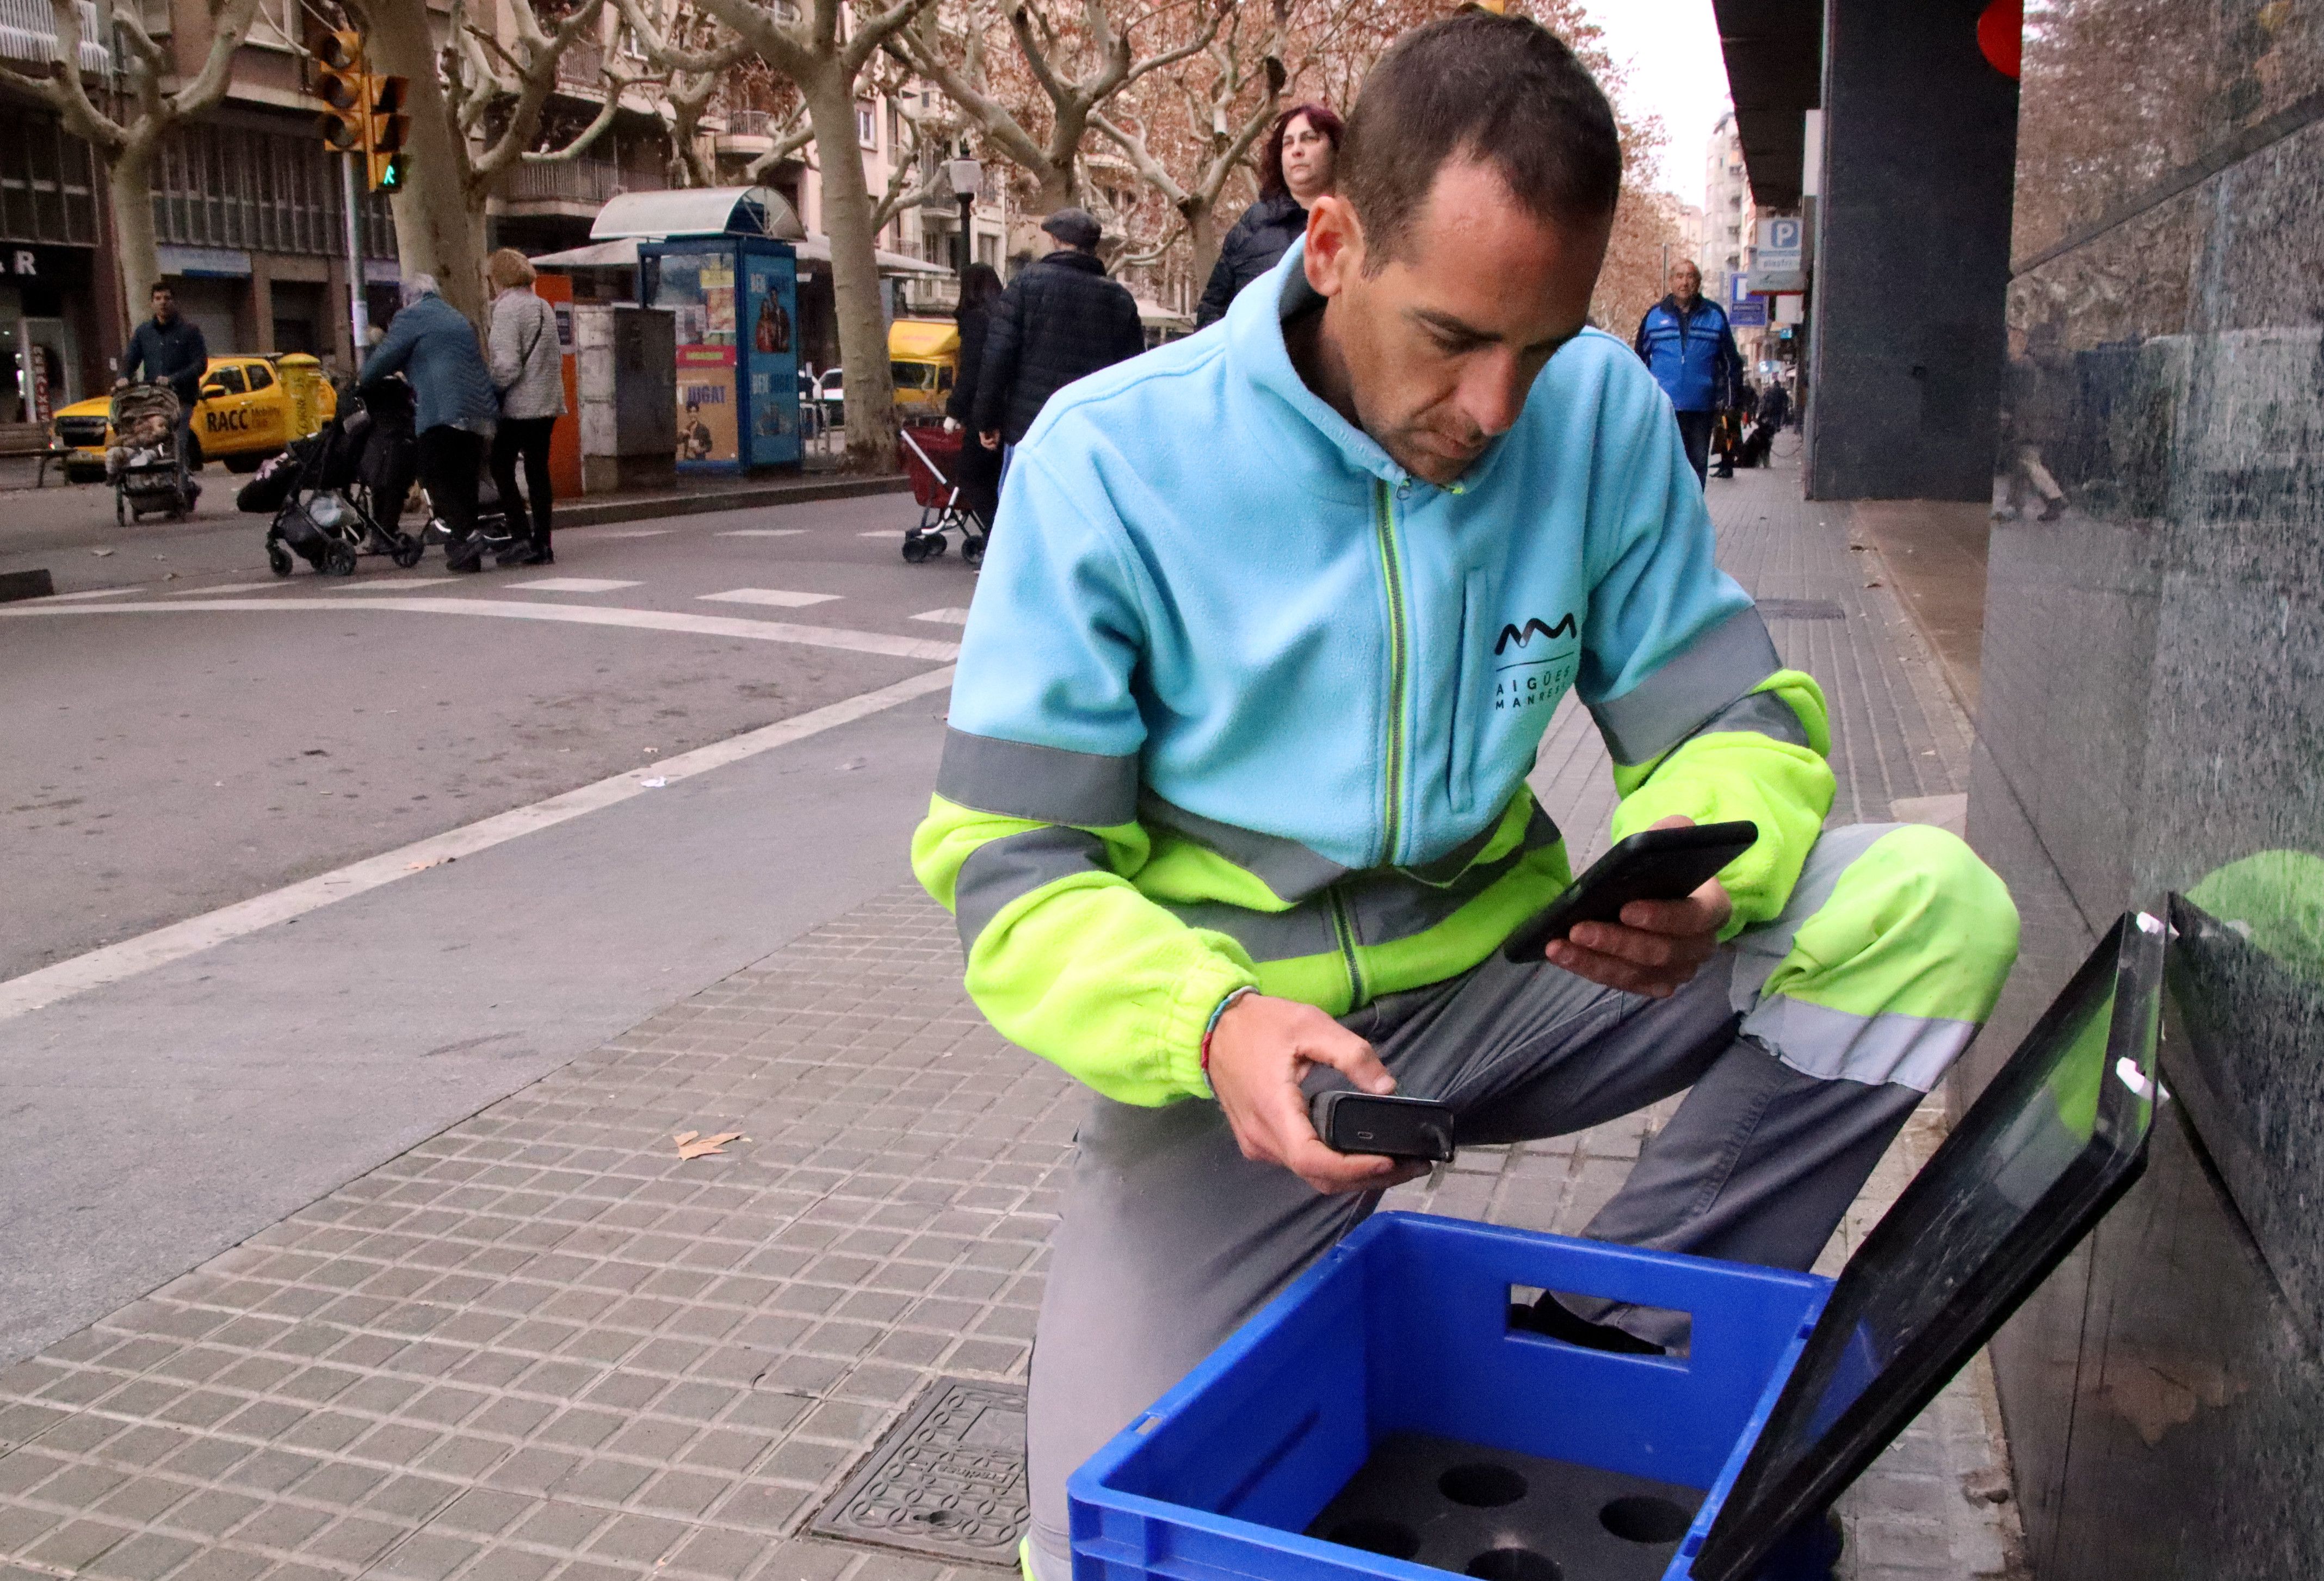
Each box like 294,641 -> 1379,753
911,19 -> 2017,1574
1634,259 -> 1745,485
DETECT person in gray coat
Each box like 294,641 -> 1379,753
485,248 -> 567,567
360,274 -> 499,572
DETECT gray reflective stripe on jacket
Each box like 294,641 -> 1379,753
935,728 -> 1138,826
1588,605 -> 1790,765
1157,804 -> 1564,963
937,723 -> 1566,962
490,290 -> 566,420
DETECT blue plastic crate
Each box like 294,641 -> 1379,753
1069,1212 -> 1834,1581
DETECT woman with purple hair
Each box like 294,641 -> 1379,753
1192,102 -> 1343,329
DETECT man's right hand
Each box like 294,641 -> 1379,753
1206,993 -> 1427,1195
978,430 -> 1000,450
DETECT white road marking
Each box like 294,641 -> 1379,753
326,577 -> 460,591
23,587 -> 138,603
911,608 -> 971,625
700,587 -> 841,608
716,529 -> 806,537
166,581 -> 285,597
590,529 -> 672,539
511,577 -> 641,593
0,665 -> 957,1023
0,597 -> 961,662
859,530 -> 903,538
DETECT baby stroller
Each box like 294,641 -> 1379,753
107,382 -> 197,525
240,385 -> 424,576
897,423 -> 988,566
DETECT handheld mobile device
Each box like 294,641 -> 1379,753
1500,820 -> 1759,964
1309,1090 -> 1456,1163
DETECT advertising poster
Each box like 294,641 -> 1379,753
702,263 -> 735,339
676,345 -> 738,467
743,253 -> 801,468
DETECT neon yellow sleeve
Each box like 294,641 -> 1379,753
1608,671 -> 1836,937
911,793 -> 1256,1107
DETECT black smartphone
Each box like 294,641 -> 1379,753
1310,1090 -> 1456,1163
1500,819 -> 1759,964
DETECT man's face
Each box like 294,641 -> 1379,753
151,289 -> 176,324
1302,159 -> 1608,487
1669,264 -> 1700,303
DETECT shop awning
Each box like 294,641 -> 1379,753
793,235 -> 955,277
528,238 -> 640,269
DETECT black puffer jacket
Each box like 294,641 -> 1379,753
972,249 -> 1146,445
1194,194 -> 1307,328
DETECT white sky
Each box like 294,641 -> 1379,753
1581,0 -> 1733,204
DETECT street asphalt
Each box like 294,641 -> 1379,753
0,489 -> 973,1362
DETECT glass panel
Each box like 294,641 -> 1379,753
1692,914 -> 2164,1581
207,365 -> 245,394
245,361 -> 272,390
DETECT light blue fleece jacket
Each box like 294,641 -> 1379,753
945,240 -> 1769,872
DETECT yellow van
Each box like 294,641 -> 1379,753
888,319 -> 959,417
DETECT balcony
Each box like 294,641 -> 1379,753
499,158 -> 628,210
0,0 -> 110,77
555,39 -> 605,90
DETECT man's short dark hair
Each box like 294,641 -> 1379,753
1338,9 -> 1621,271
149,282 -> 172,296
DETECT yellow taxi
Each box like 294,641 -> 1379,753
888,319 -> 960,418
51,354 -> 337,482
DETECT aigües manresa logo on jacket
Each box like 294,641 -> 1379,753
1493,612 -> 1578,714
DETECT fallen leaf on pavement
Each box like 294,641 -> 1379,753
677,1131 -> 743,1160
673,1130 -> 699,1146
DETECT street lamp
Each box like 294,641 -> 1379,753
946,156 -> 981,282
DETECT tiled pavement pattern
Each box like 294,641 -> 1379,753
0,895 -> 1064,1581
0,458 -> 2022,1580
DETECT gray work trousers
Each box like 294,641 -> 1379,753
1023,889 -> 1930,1580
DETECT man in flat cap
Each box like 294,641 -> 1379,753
972,207 -> 1147,486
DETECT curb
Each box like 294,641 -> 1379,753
558,472 -> 910,529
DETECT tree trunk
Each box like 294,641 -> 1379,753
803,67 -> 897,475
1033,161 -> 1076,213
106,135 -> 160,336
1186,204 -> 1222,298
360,0 -> 490,326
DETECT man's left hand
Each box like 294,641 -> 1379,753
1542,815 -> 1732,997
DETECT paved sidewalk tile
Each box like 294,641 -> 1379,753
0,458 -> 2024,1579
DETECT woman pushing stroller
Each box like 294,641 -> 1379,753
357,274 -> 499,572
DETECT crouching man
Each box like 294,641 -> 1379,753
911,14 -> 2019,1579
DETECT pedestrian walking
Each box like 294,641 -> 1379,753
1758,377 -> 1790,430
1633,260 -> 1744,485
485,248 -> 566,568
971,207 -> 1144,467
912,15 -> 2018,1579
943,262 -> 1005,532
116,282 -> 209,485
1193,102 -> 1344,329
360,275 -> 499,572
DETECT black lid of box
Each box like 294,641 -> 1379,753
1691,908 -> 2166,1581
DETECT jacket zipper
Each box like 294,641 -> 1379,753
1374,479 -> 1411,868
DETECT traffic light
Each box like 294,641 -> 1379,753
364,75 -> 409,193
315,29 -> 367,152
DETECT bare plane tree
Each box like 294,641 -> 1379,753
623,0 -> 941,471
889,0 -> 1229,214
0,0 -> 264,332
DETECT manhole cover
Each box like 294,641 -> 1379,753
813,1377 -> 1029,1565
1757,598 -> 1845,621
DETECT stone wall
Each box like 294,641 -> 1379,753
1962,2 -> 2324,1574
